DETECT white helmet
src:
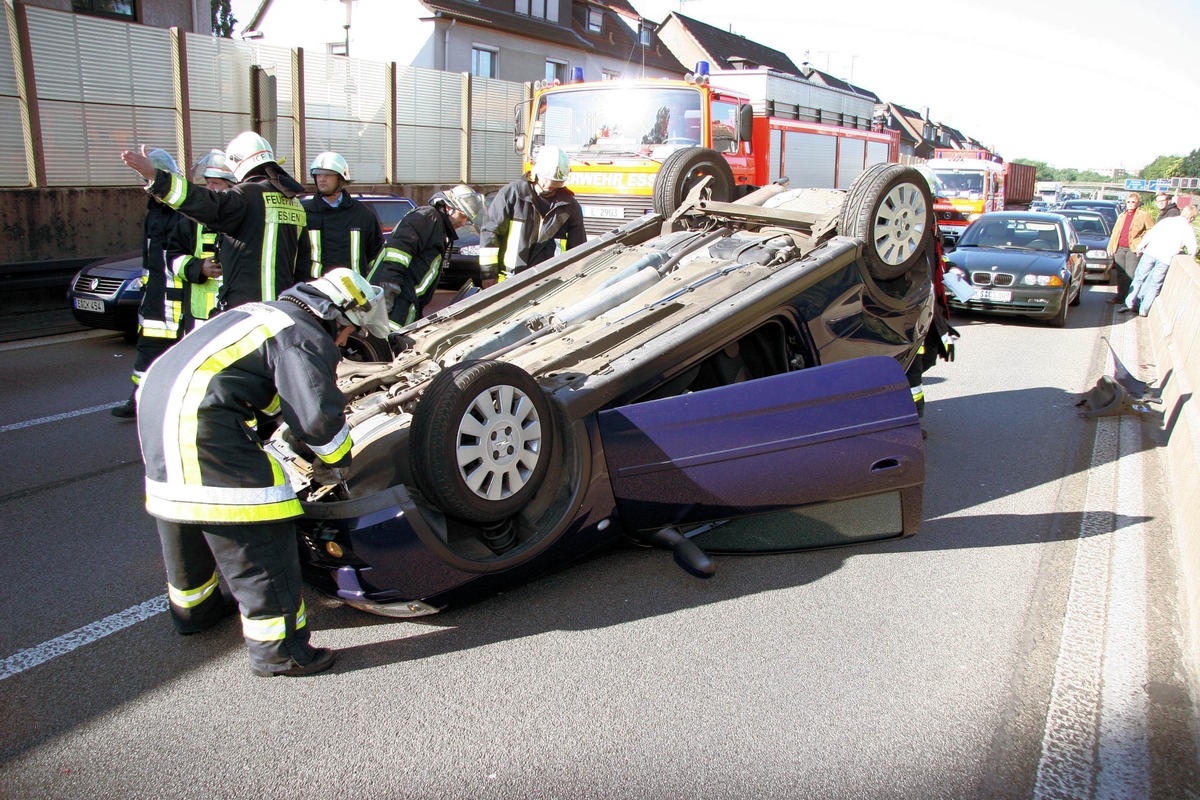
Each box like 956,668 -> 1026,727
532,146 -> 571,183
308,267 -> 388,338
431,184 -> 486,227
224,131 -> 276,183
193,149 -> 235,182
310,151 -> 350,182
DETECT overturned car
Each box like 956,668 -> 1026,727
267,164 -> 938,617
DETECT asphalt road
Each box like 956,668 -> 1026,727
1,283 -> 1196,798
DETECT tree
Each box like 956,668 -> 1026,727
1180,148 -> 1200,177
1013,158 -> 1052,180
1140,155 -> 1183,180
212,0 -> 236,38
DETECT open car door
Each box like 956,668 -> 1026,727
597,355 -> 924,554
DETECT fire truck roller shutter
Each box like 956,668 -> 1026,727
840,163 -> 934,281
652,147 -> 736,218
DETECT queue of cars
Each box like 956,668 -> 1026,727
67,193 -> 494,339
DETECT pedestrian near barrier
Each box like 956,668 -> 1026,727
1125,202 -> 1197,317
1106,192 -> 1154,306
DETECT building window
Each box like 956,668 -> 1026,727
587,8 -> 603,32
515,0 -> 558,23
545,60 -> 566,84
328,42 -> 348,57
71,0 -> 135,20
472,46 -> 497,78
602,70 -> 620,81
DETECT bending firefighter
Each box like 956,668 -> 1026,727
135,269 -> 388,677
368,184 -> 485,327
478,145 -> 586,280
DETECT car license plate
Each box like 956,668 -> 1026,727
581,204 -> 624,219
74,298 -> 105,312
976,289 -> 1012,302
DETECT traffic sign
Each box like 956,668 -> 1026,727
1125,179 -> 1147,191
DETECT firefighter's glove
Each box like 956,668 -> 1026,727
311,460 -> 351,486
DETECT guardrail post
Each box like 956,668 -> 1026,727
460,71 -> 471,184
170,27 -> 192,172
5,0 -> 44,187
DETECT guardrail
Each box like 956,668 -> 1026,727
1147,254 -> 1200,682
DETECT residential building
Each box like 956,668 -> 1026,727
35,0 -> 212,33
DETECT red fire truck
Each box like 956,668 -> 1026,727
516,64 -> 900,235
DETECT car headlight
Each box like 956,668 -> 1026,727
457,245 -> 481,256
1087,249 -> 1109,259
1020,274 -> 1065,287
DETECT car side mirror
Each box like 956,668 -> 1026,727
738,104 -> 754,142
1070,243 -> 1087,254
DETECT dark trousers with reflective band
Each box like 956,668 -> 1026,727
132,335 -> 174,387
156,518 -> 317,671
1114,246 -> 1138,299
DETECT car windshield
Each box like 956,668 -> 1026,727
1060,213 -> 1109,235
532,86 -> 705,155
958,218 -> 1063,251
364,198 -> 416,231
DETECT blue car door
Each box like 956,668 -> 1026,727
597,355 -> 925,552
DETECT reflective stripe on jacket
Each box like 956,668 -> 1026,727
367,204 -> 456,327
478,178 -> 586,279
137,298 -> 351,524
138,199 -> 184,340
296,191 -> 384,278
151,170 -> 304,311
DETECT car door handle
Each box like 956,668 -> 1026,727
870,457 -> 902,472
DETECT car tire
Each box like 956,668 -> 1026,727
340,332 -> 392,363
653,147 -> 736,217
1049,288 -> 1070,328
841,163 -> 934,281
410,359 -> 556,523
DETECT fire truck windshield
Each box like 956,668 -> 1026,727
532,86 -> 704,155
928,169 -> 985,196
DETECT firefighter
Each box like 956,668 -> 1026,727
367,183 -> 485,327
120,131 -> 306,314
112,149 -> 185,418
136,268 -> 389,677
906,226 -> 960,436
296,151 -> 384,278
478,145 -> 586,280
166,150 -> 234,333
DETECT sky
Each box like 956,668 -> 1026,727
229,0 -> 1200,173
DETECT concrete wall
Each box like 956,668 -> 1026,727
1147,253 -> 1200,682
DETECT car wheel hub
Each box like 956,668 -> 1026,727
457,384 -> 543,500
875,183 -> 927,266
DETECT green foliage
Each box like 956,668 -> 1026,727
1180,148 -> 1200,177
1012,158 -> 1112,183
211,0 -> 236,38
1140,155 -> 1183,180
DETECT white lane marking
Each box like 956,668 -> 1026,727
1034,312 -> 1151,798
0,402 -> 125,433
0,595 -> 167,681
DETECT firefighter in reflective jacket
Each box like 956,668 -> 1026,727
166,150 -> 235,332
478,146 -> 586,280
122,132 -> 306,313
112,149 -> 186,418
136,268 -> 389,677
296,151 -> 384,278
368,184 -> 485,327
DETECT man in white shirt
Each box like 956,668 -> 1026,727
1126,202 -> 1198,316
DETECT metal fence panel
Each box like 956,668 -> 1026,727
250,42 -> 296,169
470,76 -> 524,184
783,131 -> 837,188
40,100 -> 174,186
0,8 -> 26,187
395,67 -> 462,183
305,52 -> 388,182
837,137 -> 865,189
